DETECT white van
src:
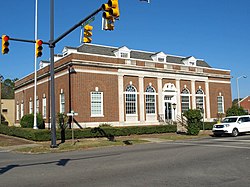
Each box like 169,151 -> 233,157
212,115 -> 250,137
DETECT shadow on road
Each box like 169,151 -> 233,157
0,152 -> 120,175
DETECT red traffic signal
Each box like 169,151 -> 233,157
2,35 -> 10,54
36,39 -> 43,57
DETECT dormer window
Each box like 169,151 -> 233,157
120,52 -> 129,58
182,56 -> 197,66
114,46 -> 131,59
151,52 -> 166,63
158,57 -> 165,62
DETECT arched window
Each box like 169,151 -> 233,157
196,88 -> 204,110
125,85 -> 137,114
181,88 -> 190,113
145,85 -> 156,114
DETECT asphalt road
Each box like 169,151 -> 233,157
1,135 -> 250,187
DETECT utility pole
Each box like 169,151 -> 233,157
49,0 -> 102,148
49,0 -> 57,148
0,75 -> 3,126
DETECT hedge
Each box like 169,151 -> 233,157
0,124 -> 177,141
199,122 -> 216,130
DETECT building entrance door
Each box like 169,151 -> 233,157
165,102 -> 172,120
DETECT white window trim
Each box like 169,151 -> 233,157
29,100 -> 33,114
16,104 -> 20,121
20,103 -> 24,118
145,86 -> 156,114
125,91 -> 138,116
60,93 -> 65,114
90,91 -> 104,117
42,97 -> 47,119
217,95 -> 225,114
181,94 -> 191,112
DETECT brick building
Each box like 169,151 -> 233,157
239,96 -> 250,114
15,43 -> 232,127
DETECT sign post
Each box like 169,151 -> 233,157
67,110 -> 78,144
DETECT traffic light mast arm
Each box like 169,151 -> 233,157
0,36 -> 50,45
52,6 -> 102,46
1,6 -> 103,47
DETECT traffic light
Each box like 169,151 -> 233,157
83,24 -> 93,43
108,0 -> 120,18
102,0 -> 120,19
103,18 -> 115,31
36,39 -> 43,57
2,35 -> 9,54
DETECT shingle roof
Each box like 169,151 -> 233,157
76,43 -> 211,68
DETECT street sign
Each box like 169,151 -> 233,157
82,17 -> 95,27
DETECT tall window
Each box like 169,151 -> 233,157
29,100 -> 33,114
16,103 -> 20,121
145,85 -> 156,114
91,92 -> 103,116
60,93 -> 65,113
42,97 -> 47,119
125,85 -> 137,114
181,88 -> 190,113
36,98 -> 39,114
20,102 -> 24,118
217,96 -> 224,113
196,88 -> 204,110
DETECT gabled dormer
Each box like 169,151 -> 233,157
62,46 -> 77,57
114,46 -> 131,58
151,52 -> 167,63
182,56 -> 197,66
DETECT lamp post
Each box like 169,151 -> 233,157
0,75 -> 3,126
172,103 -> 176,121
236,75 -> 247,108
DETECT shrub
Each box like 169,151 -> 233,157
0,124 -> 177,141
20,113 -> 45,129
183,109 -> 202,135
226,105 -> 248,117
199,122 -> 216,130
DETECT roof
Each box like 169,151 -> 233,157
76,43 -> 211,68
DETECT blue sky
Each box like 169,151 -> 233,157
0,0 -> 249,100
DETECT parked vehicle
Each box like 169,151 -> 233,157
212,115 -> 250,137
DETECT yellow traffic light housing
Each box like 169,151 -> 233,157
2,35 -> 10,54
36,39 -> 43,58
83,24 -> 93,43
108,0 -> 120,18
102,0 -> 120,19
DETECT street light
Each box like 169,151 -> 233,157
236,75 -> 247,108
172,103 -> 176,121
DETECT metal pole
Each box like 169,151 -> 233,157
68,65 -> 72,129
237,77 -> 240,108
236,75 -> 247,108
0,75 -> 3,126
50,0 -> 57,148
33,0 -> 38,129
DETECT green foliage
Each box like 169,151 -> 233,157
0,124 -> 177,141
226,105 -> 248,117
56,113 -> 68,130
99,123 -> 112,127
20,113 -> 45,129
183,109 -> 202,135
199,122 -> 216,130
1,78 -> 18,99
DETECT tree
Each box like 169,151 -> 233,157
226,105 -> 248,117
183,109 -> 202,135
1,78 -> 18,99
